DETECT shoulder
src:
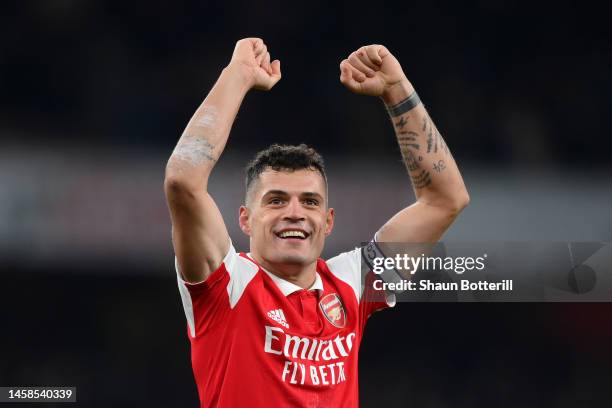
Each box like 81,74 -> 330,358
322,247 -> 363,302
175,242 -> 262,308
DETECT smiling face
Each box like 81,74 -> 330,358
239,168 -> 334,275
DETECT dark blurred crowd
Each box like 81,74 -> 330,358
1,1 -> 610,164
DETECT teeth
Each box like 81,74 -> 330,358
279,230 -> 306,239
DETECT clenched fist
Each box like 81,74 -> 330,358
229,38 -> 281,91
339,45 -> 409,99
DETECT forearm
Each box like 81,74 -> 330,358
165,63 -> 252,191
382,79 -> 469,211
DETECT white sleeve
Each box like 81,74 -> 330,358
326,247 -> 363,303
175,240 -> 259,317
327,245 -> 397,310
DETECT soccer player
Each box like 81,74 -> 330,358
164,38 -> 469,407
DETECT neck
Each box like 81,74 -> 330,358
250,253 -> 317,289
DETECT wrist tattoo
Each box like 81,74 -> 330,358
385,91 -> 421,117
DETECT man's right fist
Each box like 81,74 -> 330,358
229,38 -> 281,91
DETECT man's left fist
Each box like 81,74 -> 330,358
339,45 -> 406,97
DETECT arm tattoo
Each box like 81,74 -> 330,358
422,115 -> 449,155
432,160 -> 446,173
172,135 -> 216,167
169,105 -> 219,169
392,111 -> 447,189
397,123 -> 423,176
397,130 -> 421,151
193,105 -> 219,129
393,115 -> 427,181
394,116 -> 409,130
412,169 -> 432,189
404,149 -> 421,172
394,117 -> 422,171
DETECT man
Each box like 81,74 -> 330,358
164,38 -> 469,407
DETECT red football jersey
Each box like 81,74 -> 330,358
176,243 -> 395,407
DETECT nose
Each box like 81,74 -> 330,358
282,197 -> 305,222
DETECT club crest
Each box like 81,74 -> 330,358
319,293 -> 347,328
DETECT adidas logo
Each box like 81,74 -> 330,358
267,308 -> 289,329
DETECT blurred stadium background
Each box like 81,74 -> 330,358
1,0 -> 611,406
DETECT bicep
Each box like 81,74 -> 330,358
166,187 -> 230,283
376,201 -> 458,244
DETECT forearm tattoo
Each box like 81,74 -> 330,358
412,169 -> 432,189
169,106 -> 219,170
391,106 -> 452,190
172,135 -> 216,167
193,105 -> 219,129
392,113 -> 432,189
422,114 -> 449,155
432,160 -> 446,173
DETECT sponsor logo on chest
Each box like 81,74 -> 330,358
263,325 -> 356,387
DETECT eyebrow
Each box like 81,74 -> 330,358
300,192 -> 324,200
261,190 -> 324,200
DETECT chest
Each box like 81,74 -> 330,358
228,273 -> 360,356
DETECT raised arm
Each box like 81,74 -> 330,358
339,45 -> 469,243
165,38 -> 281,283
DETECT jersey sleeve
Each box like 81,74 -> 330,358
326,246 -> 395,324
175,241 -> 259,338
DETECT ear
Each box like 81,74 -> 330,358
324,207 -> 335,235
239,205 -> 251,236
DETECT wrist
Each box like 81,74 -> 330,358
223,62 -> 255,93
381,78 -> 415,106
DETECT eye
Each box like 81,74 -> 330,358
269,197 -> 284,205
304,198 -> 319,206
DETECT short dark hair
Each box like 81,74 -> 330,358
245,143 -> 327,198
